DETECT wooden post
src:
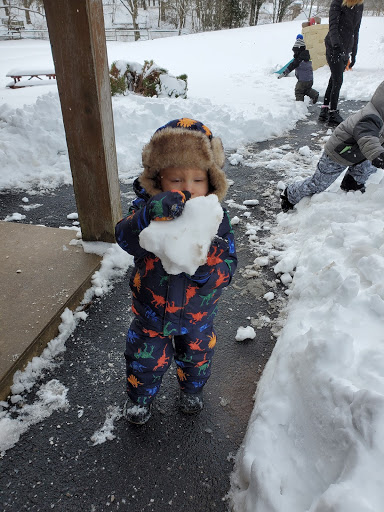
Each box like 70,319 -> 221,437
43,0 -> 121,242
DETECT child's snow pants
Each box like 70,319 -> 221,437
125,318 -> 216,405
286,152 -> 378,205
295,80 -> 318,102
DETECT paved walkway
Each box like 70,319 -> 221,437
0,221 -> 101,400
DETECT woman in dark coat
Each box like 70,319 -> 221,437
318,0 -> 364,127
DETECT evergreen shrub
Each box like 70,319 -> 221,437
109,59 -> 188,98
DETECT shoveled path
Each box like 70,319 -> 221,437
0,100 -> 363,512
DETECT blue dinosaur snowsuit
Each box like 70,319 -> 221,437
115,118 -> 237,406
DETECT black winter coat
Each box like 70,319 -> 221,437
324,0 -> 363,58
285,48 -> 313,82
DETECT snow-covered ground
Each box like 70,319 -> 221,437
1,16 -> 384,512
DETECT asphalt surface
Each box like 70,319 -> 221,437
0,99 -> 365,512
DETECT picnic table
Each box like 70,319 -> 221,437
6,68 -> 56,89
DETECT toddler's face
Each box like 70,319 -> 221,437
160,167 -> 209,199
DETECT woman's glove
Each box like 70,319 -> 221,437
372,153 -> 384,169
146,190 -> 191,221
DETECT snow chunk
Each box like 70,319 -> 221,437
139,195 -> 223,275
280,272 -> 293,285
298,145 -> 311,157
4,212 -> 26,221
82,241 -> 113,256
235,326 -> 256,341
91,406 -> 121,446
228,152 -> 244,165
254,256 -> 269,267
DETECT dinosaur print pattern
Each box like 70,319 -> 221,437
124,318 -> 217,402
115,178 -> 238,405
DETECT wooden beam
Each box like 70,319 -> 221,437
43,0 -> 122,242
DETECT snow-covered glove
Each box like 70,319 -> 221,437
278,70 -> 288,79
146,190 -> 191,221
372,153 -> 384,169
349,54 -> 356,68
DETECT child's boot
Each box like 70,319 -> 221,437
328,109 -> 344,127
123,397 -> 151,425
312,91 -> 319,104
179,390 -> 204,414
340,173 -> 365,193
318,105 -> 329,122
280,188 -> 294,212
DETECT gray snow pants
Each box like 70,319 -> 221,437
286,152 -> 378,205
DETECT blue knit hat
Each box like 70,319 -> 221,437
296,34 -> 304,40
141,118 -> 228,200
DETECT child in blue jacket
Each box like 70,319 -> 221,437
278,34 -> 319,104
115,118 -> 237,424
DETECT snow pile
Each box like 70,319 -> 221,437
0,244 -> 132,455
0,94 -> 70,190
0,379 -> 69,456
1,19 -> 383,190
139,195 -> 223,275
230,172 -> 384,511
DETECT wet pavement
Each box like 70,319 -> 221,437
0,100 -> 364,512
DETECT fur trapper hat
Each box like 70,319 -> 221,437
140,118 -> 228,201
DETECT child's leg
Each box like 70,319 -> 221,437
346,160 -> 378,185
306,81 -> 319,103
286,153 -> 346,205
124,318 -> 173,405
295,81 -> 306,101
173,327 -> 216,393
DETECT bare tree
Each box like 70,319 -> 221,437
174,0 -> 189,33
2,0 -> 10,17
23,0 -> 33,24
119,0 -> 140,40
249,0 -> 266,25
273,0 -> 295,22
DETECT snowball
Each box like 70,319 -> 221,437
263,292 -> 275,301
139,195 -> 223,275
